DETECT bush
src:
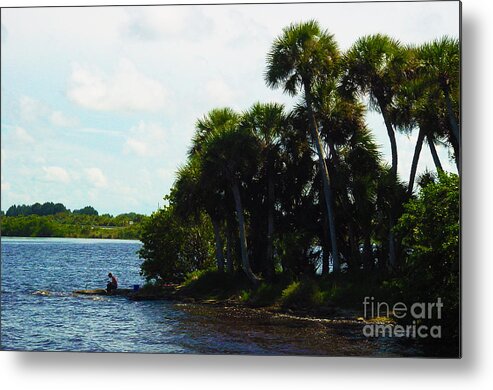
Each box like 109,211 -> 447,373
139,205 -> 214,283
395,172 -> 460,345
180,269 -> 249,300
246,282 -> 284,307
281,278 -> 327,310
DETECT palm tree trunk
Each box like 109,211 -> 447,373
379,101 -> 399,177
303,79 -> 340,272
388,227 -> 397,269
378,100 -> 398,268
427,135 -> 443,172
266,167 -> 275,279
348,223 -> 359,271
322,247 -> 330,275
211,218 -> 225,272
321,210 -> 330,276
326,137 -> 362,270
449,131 -> 460,170
231,179 -> 259,284
407,127 -> 426,195
444,89 -> 460,144
363,235 -> 372,270
226,221 -> 233,273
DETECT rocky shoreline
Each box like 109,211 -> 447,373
72,285 -> 364,324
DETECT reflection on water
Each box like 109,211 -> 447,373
171,304 -> 423,356
1,237 -> 422,356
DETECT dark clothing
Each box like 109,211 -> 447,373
107,275 -> 118,292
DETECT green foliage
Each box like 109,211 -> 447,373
130,23 -> 459,356
139,204 -> 214,283
244,281 -> 286,307
180,269 -> 249,300
6,202 -> 68,217
315,271 -> 404,307
138,22 -> 459,285
281,278 -> 327,310
1,210 -> 146,239
0,215 -> 60,237
265,20 -> 340,94
395,172 -> 459,338
397,173 -> 459,270
73,206 -> 99,216
239,290 -> 251,303
341,33 -> 408,110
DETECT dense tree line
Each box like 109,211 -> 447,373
140,21 -> 459,283
6,202 -> 68,216
5,202 -> 100,217
1,204 -> 146,239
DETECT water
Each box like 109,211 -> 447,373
1,237 -> 422,355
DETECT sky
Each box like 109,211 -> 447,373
0,1 -> 460,215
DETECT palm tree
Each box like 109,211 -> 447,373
391,45 -> 450,195
342,34 -> 408,178
199,108 -> 261,284
427,134 -> 443,172
374,165 -> 407,269
265,20 -> 341,272
185,108 -> 245,273
339,125 -> 382,270
342,34 -> 408,268
320,94 -> 380,271
174,157 -> 226,272
392,77 -> 439,194
407,94 -> 449,193
417,37 -> 460,146
241,102 -> 286,279
298,80 -> 371,272
191,108 -> 240,155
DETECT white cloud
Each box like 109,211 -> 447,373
85,167 -> 108,188
67,59 -> 168,112
42,166 -> 70,184
124,121 -> 167,157
18,96 -> 78,128
76,127 -> 122,137
1,173 -> 11,192
157,168 -> 174,181
12,126 -> 35,144
50,111 -> 78,127
122,6 -> 213,41
19,96 -> 48,123
87,188 -> 98,202
125,138 -> 149,156
1,182 -> 11,191
205,78 -> 236,105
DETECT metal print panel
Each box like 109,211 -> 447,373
0,1 -> 461,357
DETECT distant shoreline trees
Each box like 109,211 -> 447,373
1,202 -> 146,239
5,202 -> 99,217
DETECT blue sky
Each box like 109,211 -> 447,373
1,1 -> 459,215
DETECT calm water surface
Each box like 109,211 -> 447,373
1,237 -> 421,355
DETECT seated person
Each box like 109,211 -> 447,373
107,272 -> 118,292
